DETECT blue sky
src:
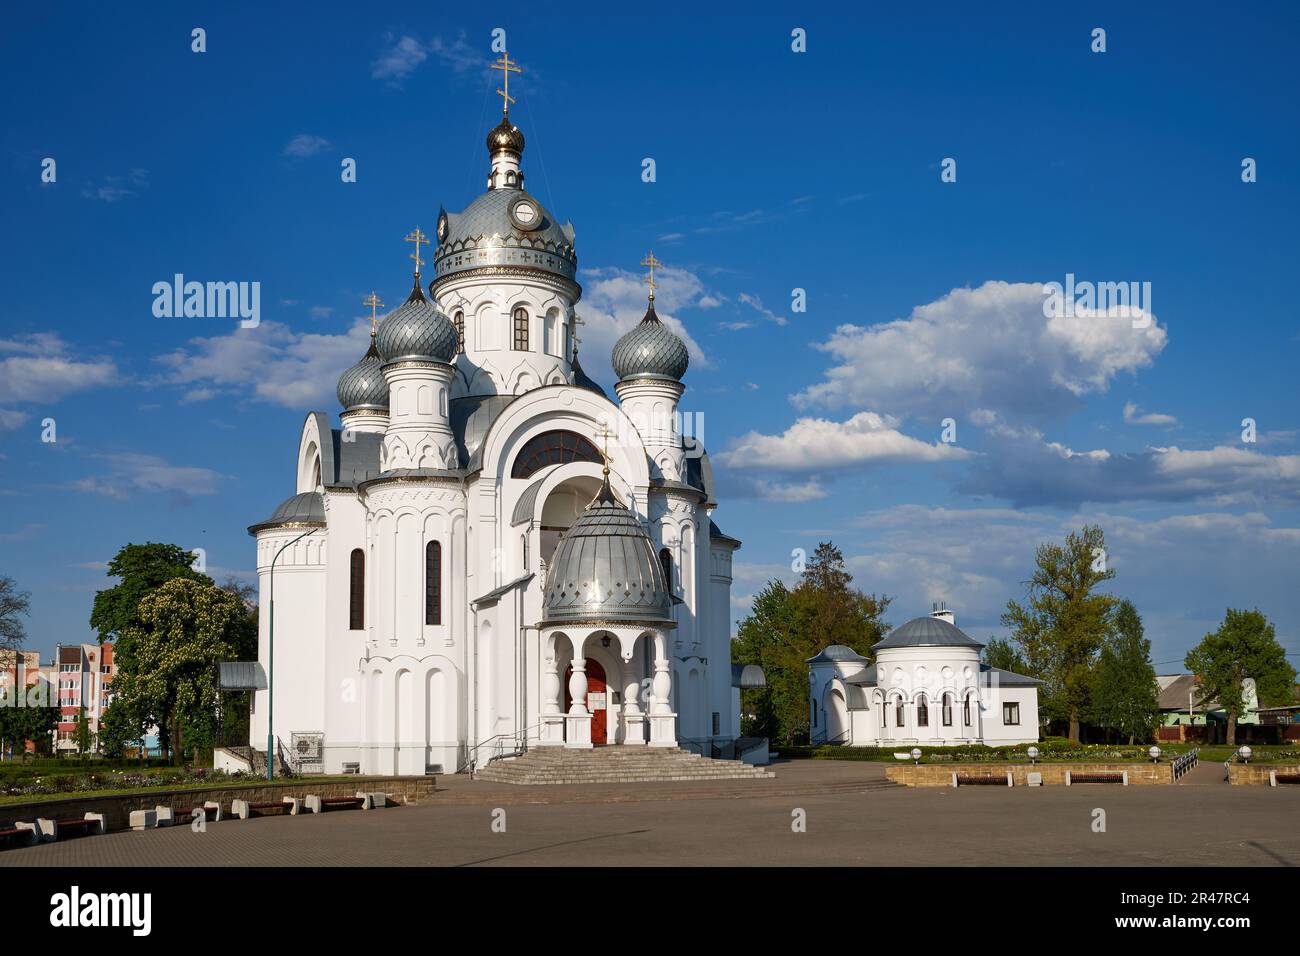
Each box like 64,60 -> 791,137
2,2 -> 1297,671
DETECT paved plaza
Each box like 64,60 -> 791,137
4,761 -> 1297,867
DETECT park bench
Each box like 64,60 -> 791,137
1270,772 -> 1300,786
34,814 -> 106,841
952,771 -> 1013,787
304,795 -> 367,813
0,825 -> 36,850
177,802 -> 223,825
231,797 -> 299,820
1065,771 -> 1127,786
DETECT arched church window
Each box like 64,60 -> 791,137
942,693 -> 953,727
963,696 -> 971,727
512,306 -> 529,351
658,547 -> 673,593
509,429 -> 603,479
425,541 -> 442,626
453,310 -> 465,354
349,549 -> 365,630
917,695 -> 929,728
895,698 -> 905,728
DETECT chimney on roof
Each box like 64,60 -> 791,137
930,600 -> 955,626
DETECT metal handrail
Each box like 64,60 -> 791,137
456,723 -> 541,775
1172,746 -> 1199,780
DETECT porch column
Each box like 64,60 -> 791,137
564,646 -> 593,749
539,640 -> 566,746
648,632 -> 676,748
621,640 -> 646,745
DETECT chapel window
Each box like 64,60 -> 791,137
895,699 -> 905,728
942,694 -> 953,727
963,697 -> 971,726
659,548 -> 674,593
917,695 -> 929,728
509,429 -> 603,479
349,549 -> 365,630
453,310 -> 465,353
425,541 -> 442,626
513,306 -> 529,350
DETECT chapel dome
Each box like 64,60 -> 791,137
375,278 -> 458,365
872,615 -> 984,651
336,337 -> 388,412
611,300 -> 690,382
246,491 -> 326,535
542,477 -> 673,626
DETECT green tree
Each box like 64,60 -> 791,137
982,637 -> 1027,674
98,699 -> 146,759
734,543 -> 890,744
1001,524 -> 1117,742
73,705 -> 93,756
90,543 -> 209,676
1090,599 -> 1159,743
118,577 -> 244,764
1185,608 -> 1297,746
0,577 -> 32,716
0,679 -> 57,758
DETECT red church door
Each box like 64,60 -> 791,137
563,659 -> 609,745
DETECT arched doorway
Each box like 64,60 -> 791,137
565,659 -> 609,745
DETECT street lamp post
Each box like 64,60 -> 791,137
267,528 -> 318,781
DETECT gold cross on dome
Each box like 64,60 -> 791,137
405,227 -> 428,275
640,251 -> 662,300
595,421 -> 616,474
493,52 -> 522,114
363,291 -> 384,334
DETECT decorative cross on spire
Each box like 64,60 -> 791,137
571,312 -> 584,359
595,421 -> 616,477
492,52 -> 522,115
404,227 -> 428,276
363,291 -> 384,336
640,251 -> 662,301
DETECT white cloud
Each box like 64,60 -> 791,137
728,476 -> 828,502
1123,401 -> 1178,426
718,411 -> 972,472
153,319 -> 371,409
371,35 -> 428,82
737,292 -> 788,327
282,134 -> 331,158
577,266 -> 712,374
0,409 -> 28,430
81,169 -> 148,203
0,333 -> 119,405
960,423 -> 1300,507
75,453 -> 224,504
793,281 -> 1168,421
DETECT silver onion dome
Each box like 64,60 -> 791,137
611,300 -> 689,382
336,334 -> 388,412
375,277 -> 458,365
542,475 -> 673,625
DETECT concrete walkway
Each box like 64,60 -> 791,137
1178,759 -> 1228,786
4,760 -> 1297,867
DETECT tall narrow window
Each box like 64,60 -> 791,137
658,547 -> 673,594
917,695 -> 929,727
963,696 -> 971,727
453,310 -> 465,353
895,699 -> 905,729
512,306 -> 529,350
425,541 -> 442,626
349,549 -> 365,630
942,693 -> 953,727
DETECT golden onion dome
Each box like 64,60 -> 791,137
486,116 -> 525,155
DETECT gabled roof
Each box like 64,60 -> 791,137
1157,673 -> 1217,710
980,664 -> 1043,687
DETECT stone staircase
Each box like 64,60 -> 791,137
474,746 -> 777,785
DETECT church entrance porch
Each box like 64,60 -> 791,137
564,658 -> 608,745
540,627 -> 676,750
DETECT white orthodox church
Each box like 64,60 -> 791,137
244,75 -> 752,776
808,605 -> 1042,748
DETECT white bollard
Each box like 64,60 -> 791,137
154,806 -> 175,827
305,795 -> 323,813
231,799 -> 251,820
83,812 -> 106,835
282,796 -> 302,815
